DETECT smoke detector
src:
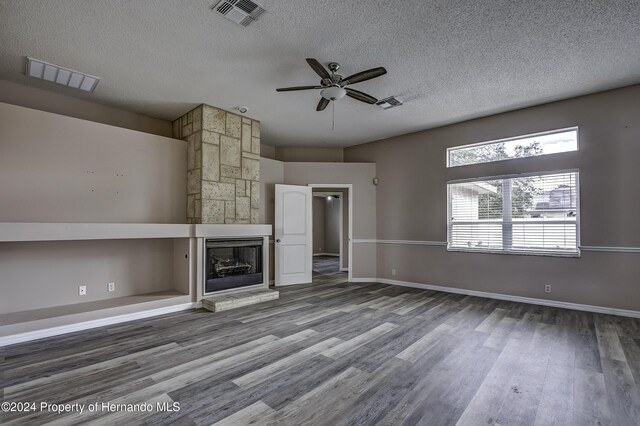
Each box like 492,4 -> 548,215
25,57 -> 100,92
213,0 -> 267,27
376,96 -> 403,110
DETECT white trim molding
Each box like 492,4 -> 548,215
379,239 -> 447,246
350,277 -> 640,319
0,303 -> 196,347
352,239 -> 640,253
308,183 -> 354,283
350,278 -> 378,283
580,245 -> 640,253
352,239 -> 447,246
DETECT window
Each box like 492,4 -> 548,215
447,171 -> 580,256
447,128 -> 578,167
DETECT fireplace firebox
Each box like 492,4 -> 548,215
205,238 -> 263,293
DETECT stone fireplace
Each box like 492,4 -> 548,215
173,104 -> 261,225
174,104 -> 269,297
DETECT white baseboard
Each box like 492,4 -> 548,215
0,302 -> 197,347
350,277 -> 640,318
273,281 -> 313,287
313,253 -> 340,257
340,267 -> 349,272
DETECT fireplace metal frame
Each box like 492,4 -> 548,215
202,237 -> 265,295
194,226 -> 271,301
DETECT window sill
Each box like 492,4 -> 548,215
447,247 -> 581,258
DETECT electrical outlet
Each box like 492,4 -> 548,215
391,268 -> 397,276
108,282 -> 115,292
79,285 -> 87,296
544,284 -> 551,294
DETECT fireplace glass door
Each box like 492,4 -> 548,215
205,239 -> 263,293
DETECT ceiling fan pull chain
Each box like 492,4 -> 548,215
332,101 -> 335,131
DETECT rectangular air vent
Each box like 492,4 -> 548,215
26,57 -> 100,92
213,0 -> 267,27
376,96 -> 403,110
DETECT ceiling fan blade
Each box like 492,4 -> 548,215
276,85 -> 322,92
343,67 -> 387,85
306,58 -> 331,79
316,97 -> 330,111
345,88 -> 378,104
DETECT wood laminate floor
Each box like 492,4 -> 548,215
2,270 -> 640,425
312,255 -> 340,274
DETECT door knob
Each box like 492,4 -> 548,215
276,239 -> 281,243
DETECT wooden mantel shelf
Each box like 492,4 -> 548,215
0,222 -> 194,242
194,224 -> 272,238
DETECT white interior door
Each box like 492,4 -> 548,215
275,184 -> 312,286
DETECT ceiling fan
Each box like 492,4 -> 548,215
276,58 -> 387,111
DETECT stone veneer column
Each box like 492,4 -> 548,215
172,105 -> 260,224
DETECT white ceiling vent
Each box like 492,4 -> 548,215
213,0 -> 267,27
376,96 -> 403,110
25,57 -> 100,92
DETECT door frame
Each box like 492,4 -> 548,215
308,184 -> 353,282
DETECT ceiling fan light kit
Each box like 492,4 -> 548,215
276,58 -> 387,112
320,86 -> 347,101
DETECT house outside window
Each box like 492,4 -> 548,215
447,128 -> 578,167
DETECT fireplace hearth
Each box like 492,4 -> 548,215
205,238 -> 263,293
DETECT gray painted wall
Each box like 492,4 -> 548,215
345,84 -> 640,311
0,79 -> 173,137
325,196 -> 341,254
274,146 -> 344,162
283,162 -> 376,278
259,158 -> 284,282
342,191 -> 349,270
0,239 -> 177,314
312,197 -> 326,254
260,159 -> 376,279
313,196 -> 348,256
0,102 -> 186,223
0,103 -> 188,313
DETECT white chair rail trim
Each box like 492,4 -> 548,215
352,239 -> 640,253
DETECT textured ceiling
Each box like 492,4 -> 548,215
1,0 -> 639,147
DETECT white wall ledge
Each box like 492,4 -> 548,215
0,222 -> 194,242
0,222 -> 274,242
195,224 -> 272,238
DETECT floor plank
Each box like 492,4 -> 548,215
2,259 -> 640,425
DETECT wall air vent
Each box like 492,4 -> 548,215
376,96 -> 403,110
25,57 -> 100,92
213,0 -> 267,27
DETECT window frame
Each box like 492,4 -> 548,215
446,127 -> 580,168
446,169 -> 581,257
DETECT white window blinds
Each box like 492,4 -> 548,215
447,171 -> 580,256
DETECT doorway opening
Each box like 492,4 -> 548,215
309,184 -> 353,282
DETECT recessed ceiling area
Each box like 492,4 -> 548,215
1,0 -> 639,147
